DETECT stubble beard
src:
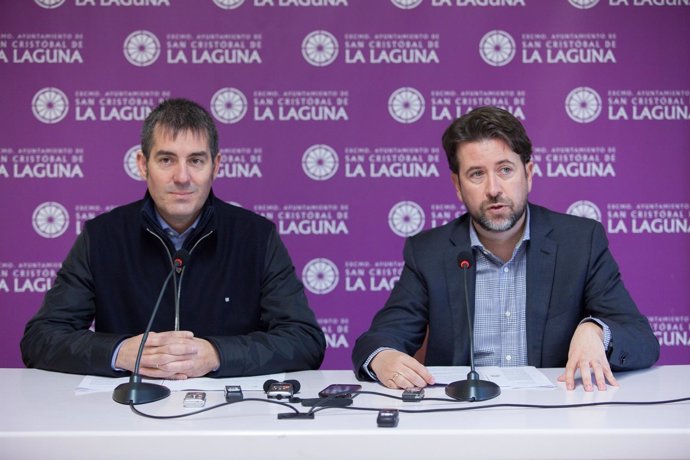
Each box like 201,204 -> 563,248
475,198 -> 527,233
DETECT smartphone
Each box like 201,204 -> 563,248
318,383 -> 362,399
183,391 -> 206,408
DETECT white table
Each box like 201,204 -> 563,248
1,366 -> 689,460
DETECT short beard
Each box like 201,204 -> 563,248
475,200 -> 526,233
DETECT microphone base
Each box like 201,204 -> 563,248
445,379 -> 501,402
112,381 -> 171,405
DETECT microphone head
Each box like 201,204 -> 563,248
173,249 -> 190,269
457,251 -> 474,270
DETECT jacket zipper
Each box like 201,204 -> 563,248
145,227 -> 216,330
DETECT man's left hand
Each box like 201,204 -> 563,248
117,331 -> 220,379
557,322 -> 619,392
157,336 -> 220,378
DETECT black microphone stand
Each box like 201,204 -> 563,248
445,252 -> 501,402
113,251 -> 188,405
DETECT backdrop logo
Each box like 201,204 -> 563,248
32,202 -> 69,238
123,30 -> 160,67
388,87 -> 425,123
479,30 -> 516,66
343,146 -> 441,179
124,145 -> 144,181
302,258 -> 339,295
343,32 -> 440,64
302,31 -> 339,67
430,89 -> 526,120
278,204 -> 349,235
253,89 -> 348,121
520,32 -> 616,65
217,147 -> 263,179
569,0 -> 599,8
565,87 -> 602,123
302,144 -> 339,180
32,87 -> 69,124
388,201 -> 425,236
344,260 -> 403,292
649,316 -> 690,348
607,202 -> 690,235
34,0 -> 65,8
213,0 -> 245,8
10,147 -> 84,180
391,0 -> 423,8
566,200 -> 602,222
211,88 -> 248,124
535,146 -> 616,178
607,89 -> 690,121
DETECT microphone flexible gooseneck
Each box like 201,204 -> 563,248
113,249 -> 190,405
445,250 -> 501,402
173,256 -> 185,331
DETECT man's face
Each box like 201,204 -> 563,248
137,126 -> 220,233
451,138 -> 533,236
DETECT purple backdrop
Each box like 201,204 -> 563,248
1,0 -> 689,370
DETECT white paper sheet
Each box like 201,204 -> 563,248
427,366 -> 556,389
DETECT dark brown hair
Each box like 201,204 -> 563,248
441,106 -> 532,173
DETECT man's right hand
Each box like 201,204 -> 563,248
114,331 -> 199,380
370,349 -> 435,389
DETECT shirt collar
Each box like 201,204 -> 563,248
154,209 -> 201,240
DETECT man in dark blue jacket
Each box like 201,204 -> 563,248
21,98 -> 325,379
352,106 -> 658,392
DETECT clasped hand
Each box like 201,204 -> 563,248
115,330 -> 220,379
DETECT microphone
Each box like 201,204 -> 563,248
113,249 -> 190,405
445,251 -> 501,402
173,251 -> 187,331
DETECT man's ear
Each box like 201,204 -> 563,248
136,151 -> 148,180
451,172 -> 463,201
212,153 -> 221,179
525,161 -> 534,193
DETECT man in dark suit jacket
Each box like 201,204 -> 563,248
22,98 -> 325,379
352,106 -> 658,392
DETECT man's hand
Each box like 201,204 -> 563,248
370,349 -> 435,389
115,331 -> 220,379
558,322 -> 618,392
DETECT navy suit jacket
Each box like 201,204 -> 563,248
352,204 -> 659,379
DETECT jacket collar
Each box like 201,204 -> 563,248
140,189 -> 217,250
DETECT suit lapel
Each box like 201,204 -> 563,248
525,204 -> 557,367
446,215 -> 473,365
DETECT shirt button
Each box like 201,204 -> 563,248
503,267 -> 509,273
505,355 -> 512,362
505,311 -> 511,317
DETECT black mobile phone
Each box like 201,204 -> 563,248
224,385 -> 243,402
318,383 -> 362,398
377,409 -> 399,428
